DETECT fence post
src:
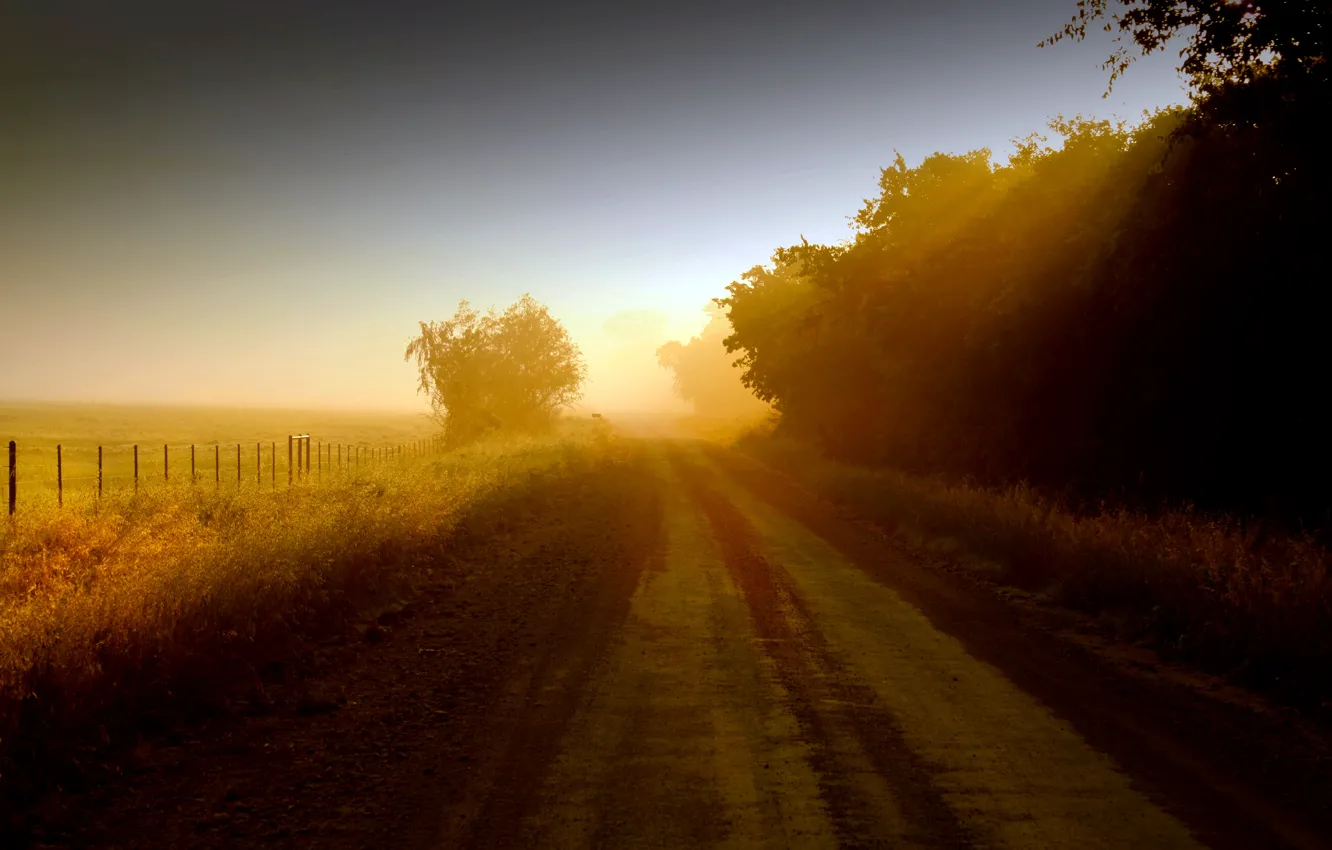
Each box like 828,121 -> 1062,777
288,435 -> 293,488
215,444 -> 219,486
134,444 -> 139,492
98,446 -> 103,499
271,441 -> 276,490
57,444 -> 63,508
164,444 -> 169,481
318,441 -> 322,482
191,444 -> 196,483
7,441 -> 14,517
237,444 -> 241,486
257,442 -> 262,486
305,437 -> 311,480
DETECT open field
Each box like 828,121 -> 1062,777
0,402 -> 442,504
0,409 -> 614,829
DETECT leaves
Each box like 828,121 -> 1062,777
405,295 -> 586,446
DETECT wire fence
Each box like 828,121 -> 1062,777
5,434 -> 445,518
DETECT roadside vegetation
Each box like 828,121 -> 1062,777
0,420 -> 615,813
739,432 -> 1332,710
1,292 -> 600,818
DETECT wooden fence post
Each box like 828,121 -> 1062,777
164,444 -> 169,482
134,444 -> 139,493
7,441 -> 15,517
191,444 -> 196,482
237,444 -> 241,486
98,446 -> 103,499
305,437 -> 311,480
215,444 -> 219,486
288,435 -> 293,488
57,444 -> 63,508
318,441 -> 322,482
271,441 -> 276,490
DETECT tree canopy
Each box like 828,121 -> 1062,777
717,0 -> 1328,522
1042,0 -> 1329,95
655,304 -> 771,419
405,294 -> 585,445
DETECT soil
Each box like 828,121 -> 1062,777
17,440 -> 1332,849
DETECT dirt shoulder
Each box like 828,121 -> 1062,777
703,442 -> 1332,850
23,449 -> 661,849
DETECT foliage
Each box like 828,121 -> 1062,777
741,434 -> 1332,708
1041,0 -> 1331,94
0,424 -> 614,812
405,295 -> 586,446
717,0 -> 1328,524
655,304 -> 771,419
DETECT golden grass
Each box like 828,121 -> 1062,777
0,400 -> 440,496
0,419 -> 615,802
741,435 -> 1332,706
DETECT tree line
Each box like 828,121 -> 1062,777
716,0 -> 1329,523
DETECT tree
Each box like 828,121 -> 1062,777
405,294 -> 586,446
1041,0 -> 1330,94
655,304 -> 770,419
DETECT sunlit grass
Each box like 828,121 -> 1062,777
742,435 -> 1332,706
0,419 -> 613,797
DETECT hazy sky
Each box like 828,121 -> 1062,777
0,0 -> 1189,413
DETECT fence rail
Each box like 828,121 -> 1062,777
5,434 -> 444,517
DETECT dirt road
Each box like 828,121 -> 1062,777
42,441 -> 1332,849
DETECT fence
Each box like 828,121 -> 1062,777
5,434 -> 446,517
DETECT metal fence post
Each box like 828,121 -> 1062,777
98,445 -> 103,499
191,444 -> 196,482
8,441 -> 16,516
237,443 -> 241,485
215,444 -> 219,486
164,444 -> 169,481
271,441 -> 276,490
134,444 -> 139,492
288,435 -> 293,488
57,444 -> 63,508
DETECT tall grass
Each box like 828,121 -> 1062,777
741,435 -> 1332,708
0,425 -> 613,806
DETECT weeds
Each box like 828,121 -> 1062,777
741,435 -> 1332,709
0,426 -> 614,816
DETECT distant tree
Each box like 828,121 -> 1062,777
405,294 -> 586,446
655,304 -> 771,418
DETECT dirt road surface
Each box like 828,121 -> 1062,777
35,441 -> 1332,849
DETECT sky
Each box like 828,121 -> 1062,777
0,0 -> 1190,414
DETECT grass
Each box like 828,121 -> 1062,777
739,434 -> 1332,711
0,400 -> 441,498
0,405 -> 617,815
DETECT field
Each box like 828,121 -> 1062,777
0,402 -> 615,824
1,402 -> 444,509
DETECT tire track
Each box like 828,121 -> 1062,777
670,446 -> 975,850
443,459 -> 666,850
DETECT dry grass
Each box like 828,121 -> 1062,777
0,421 -> 615,807
741,435 -> 1332,708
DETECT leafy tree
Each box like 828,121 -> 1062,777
655,304 -> 771,418
405,294 -> 586,445
1041,0 -> 1330,94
